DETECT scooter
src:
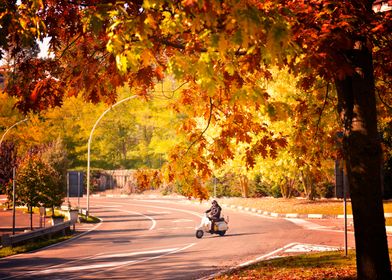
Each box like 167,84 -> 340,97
195,213 -> 229,238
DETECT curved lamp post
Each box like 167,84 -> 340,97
0,118 -> 27,235
0,118 -> 28,147
86,95 -> 137,215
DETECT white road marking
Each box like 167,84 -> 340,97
37,248 -> 181,274
111,208 -> 157,230
156,226 -> 195,230
284,243 -> 339,253
199,242 -> 341,280
1,200 -> 204,280
172,219 -> 194,223
285,218 -> 326,229
254,243 -> 300,262
0,251 -> 107,280
100,201 -> 204,219
68,243 -> 196,279
1,244 -> 196,279
285,218 -> 339,232
92,248 -> 179,259
147,210 -> 171,214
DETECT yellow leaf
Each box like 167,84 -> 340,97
116,54 -> 128,73
140,49 -> 154,67
218,36 -> 228,53
144,14 -> 157,28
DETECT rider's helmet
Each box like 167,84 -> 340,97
212,200 -> 217,205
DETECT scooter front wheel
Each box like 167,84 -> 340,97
196,230 -> 204,239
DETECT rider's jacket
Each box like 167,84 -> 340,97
205,204 -> 222,220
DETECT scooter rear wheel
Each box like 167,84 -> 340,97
218,230 -> 226,236
196,230 -> 204,239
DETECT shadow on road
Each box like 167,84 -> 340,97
0,248 -> 220,280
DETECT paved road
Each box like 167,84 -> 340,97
0,197 -> 356,279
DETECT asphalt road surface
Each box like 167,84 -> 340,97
0,197 -> 357,280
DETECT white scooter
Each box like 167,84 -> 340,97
195,213 -> 229,238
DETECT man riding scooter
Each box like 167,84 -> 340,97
205,200 -> 222,232
196,199 -> 228,238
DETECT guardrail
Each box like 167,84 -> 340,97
1,220 -> 76,247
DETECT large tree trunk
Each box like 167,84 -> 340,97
300,169 -> 314,200
239,175 -> 249,198
335,42 -> 391,279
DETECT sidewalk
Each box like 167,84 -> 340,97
0,207 -> 53,235
0,195 -> 97,238
0,195 -> 54,235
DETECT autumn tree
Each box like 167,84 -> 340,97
16,151 -> 56,229
2,1 -> 391,278
17,148 -> 65,223
281,1 -> 391,278
40,138 -> 69,213
134,168 -> 162,193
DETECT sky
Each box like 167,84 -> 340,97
38,37 -> 52,58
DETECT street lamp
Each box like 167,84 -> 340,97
86,95 -> 137,216
0,118 -> 27,235
0,118 -> 28,147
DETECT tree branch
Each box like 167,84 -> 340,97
377,88 -> 392,111
58,33 -> 83,59
186,97 -> 213,154
314,83 -> 329,138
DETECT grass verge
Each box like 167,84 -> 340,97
78,215 -> 100,223
215,249 -> 392,280
0,235 -> 73,258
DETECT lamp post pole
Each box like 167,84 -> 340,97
12,167 -> 16,235
86,95 -> 137,216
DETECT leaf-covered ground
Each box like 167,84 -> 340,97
215,250 -> 392,280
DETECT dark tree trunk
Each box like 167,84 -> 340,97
335,43 -> 391,279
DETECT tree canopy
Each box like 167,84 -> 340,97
1,1 -> 391,278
